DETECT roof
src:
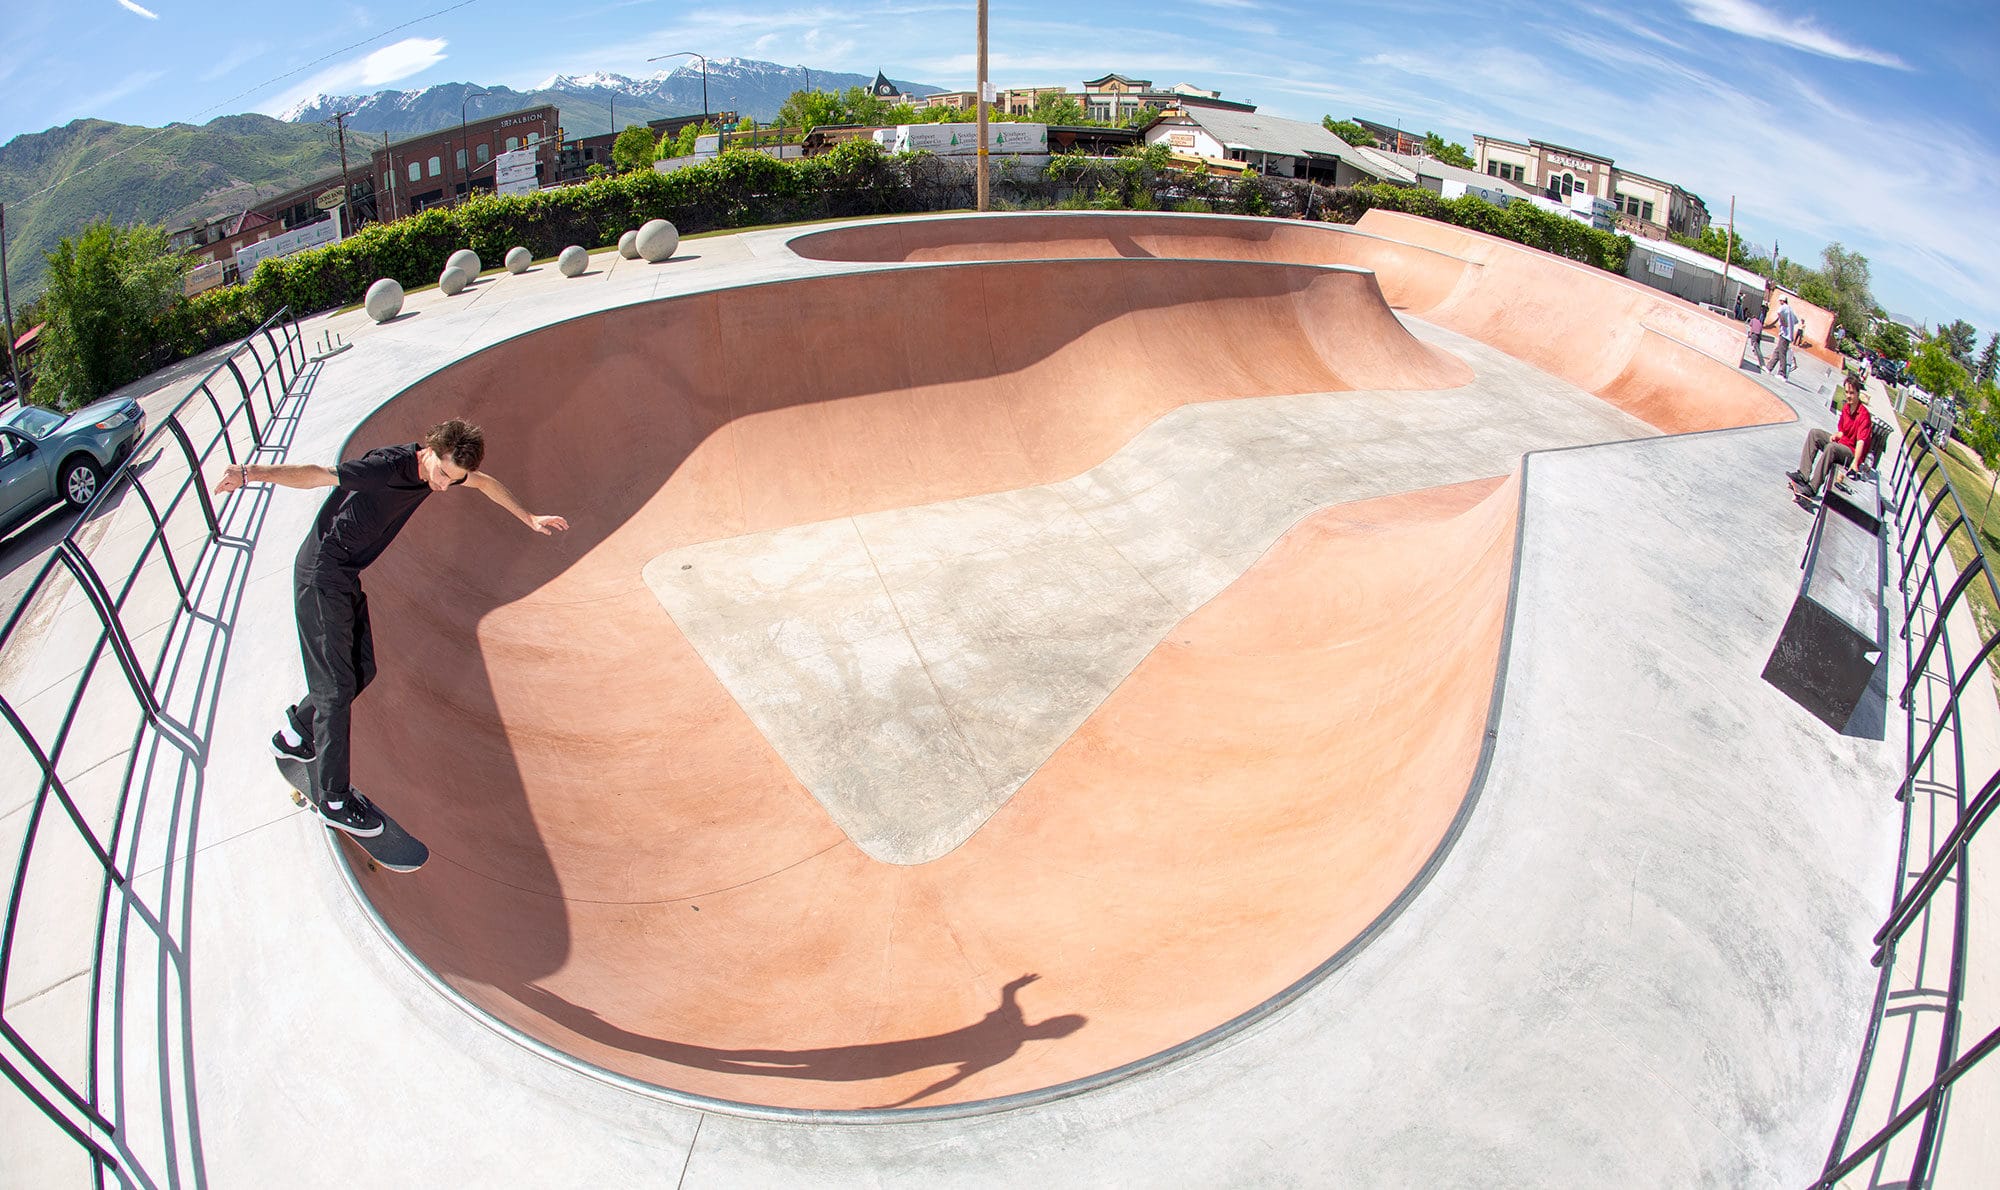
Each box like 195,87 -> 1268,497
1174,108 -> 1418,184
13,324 -> 42,352
1530,138 -> 1614,164
1083,73 -> 1153,89
1378,151 -> 1535,201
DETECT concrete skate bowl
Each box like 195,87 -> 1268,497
330,254 -> 1538,1114
789,211 -> 1792,436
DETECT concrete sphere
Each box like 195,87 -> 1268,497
447,248 -> 482,278
636,219 -> 679,263
618,230 -> 640,259
505,246 -> 532,274
438,266 -> 469,296
557,245 -> 589,277
363,278 -> 404,323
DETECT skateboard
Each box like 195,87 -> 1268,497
274,753 -> 429,873
1787,474 -> 1820,509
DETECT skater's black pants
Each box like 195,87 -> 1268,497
291,578 -> 376,805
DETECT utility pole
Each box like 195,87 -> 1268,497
0,202 -> 21,401
330,110 -> 356,233
975,0 -> 989,211
1722,195 -> 1735,311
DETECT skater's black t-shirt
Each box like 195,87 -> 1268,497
295,443 -> 431,591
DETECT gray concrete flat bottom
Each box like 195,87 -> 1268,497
0,227 -> 1913,1187
645,318 -> 1651,863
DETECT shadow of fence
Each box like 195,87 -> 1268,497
0,309 -> 318,1188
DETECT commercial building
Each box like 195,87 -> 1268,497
369,105 -> 558,218
1347,117 -> 1425,156
1472,134 -> 1709,239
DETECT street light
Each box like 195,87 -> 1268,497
647,51 -> 710,151
460,87 -> 490,205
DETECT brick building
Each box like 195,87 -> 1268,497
1472,133 -> 1709,239
370,105 -> 558,218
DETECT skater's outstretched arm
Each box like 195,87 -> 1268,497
464,470 -> 570,535
213,463 -> 337,495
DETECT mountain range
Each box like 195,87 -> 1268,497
0,59 -> 940,306
281,59 -> 940,142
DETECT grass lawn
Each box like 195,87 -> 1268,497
1894,413 -> 2000,687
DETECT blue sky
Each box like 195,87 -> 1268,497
2,0 -> 1995,336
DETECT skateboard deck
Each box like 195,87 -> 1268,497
274,753 -> 429,873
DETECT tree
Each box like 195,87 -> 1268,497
776,88 -> 849,132
1978,332 -> 1999,387
1911,336 -> 1971,399
1956,379 -> 2000,516
1321,117 -> 1373,147
1812,242 -> 1875,340
671,121 -> 715,157
1868,321 -> 1911,363
1936,318 -> 1979,369
1422,131 -> 1475,168
1028,92 -> 1089,126
35,221 -> 187,409
611,124 -> 657,173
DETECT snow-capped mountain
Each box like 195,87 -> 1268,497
281,58 -> 940,141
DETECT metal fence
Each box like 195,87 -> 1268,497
0,307 -> 306,1185
1817,427 -> 2000,1186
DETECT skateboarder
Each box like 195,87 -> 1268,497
1768,297 -> 1801,380
214,419 -> 568,836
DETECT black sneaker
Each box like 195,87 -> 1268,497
320,791 -> 384,838
1786,470 -> 1810,488
271,706 -> 315,762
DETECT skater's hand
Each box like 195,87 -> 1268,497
529,514 -> 569,536
214,463 -> 251,496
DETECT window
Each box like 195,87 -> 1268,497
408,162 -> 421,182
505,136 -> 519,152
456,148 -> 466,170
1617,194 -> 1657,222
477,143 -> 491,164
428,156 -> 441,177
527,131 -> 540,146
381,173 -> 390,193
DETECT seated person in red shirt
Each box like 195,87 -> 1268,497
1790,374 -> 1873,495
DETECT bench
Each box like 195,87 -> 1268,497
1763,477 -> 1885,729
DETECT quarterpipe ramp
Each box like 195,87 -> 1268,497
322,238 -> 1778,1112
789,211 -> 1792,436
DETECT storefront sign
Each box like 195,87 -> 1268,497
235,216 -> 339,275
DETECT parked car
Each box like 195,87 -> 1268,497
0,397 -> 147,534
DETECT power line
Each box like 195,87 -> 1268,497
20,0 -> 484,203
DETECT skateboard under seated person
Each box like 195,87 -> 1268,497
212,418 -> 567,859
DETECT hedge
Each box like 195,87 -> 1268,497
158,144 -> 1632,363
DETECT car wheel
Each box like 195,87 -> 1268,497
61,456 -> 102,509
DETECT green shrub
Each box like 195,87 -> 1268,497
1324,182 -> 1631,272
126,145 -> 1636,373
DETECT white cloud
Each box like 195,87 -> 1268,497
1680,0 -> 1909,69
116,0 -> 159,18
1350,38 -> 1995,332
257,37 -> 448,115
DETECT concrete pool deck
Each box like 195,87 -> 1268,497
0,212 -> 1932,1185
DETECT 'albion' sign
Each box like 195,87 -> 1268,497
1545,151 -> 1598,171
